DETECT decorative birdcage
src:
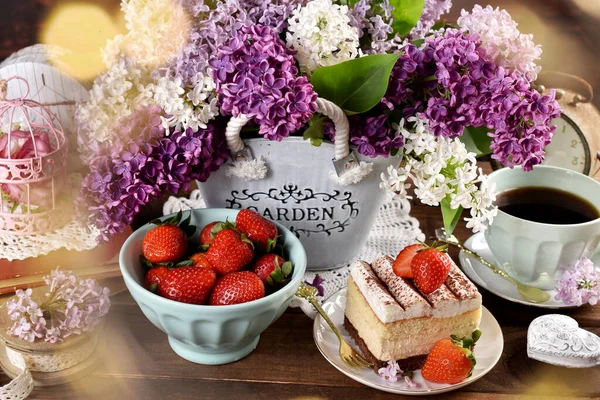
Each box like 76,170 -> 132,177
0,76 -> 68,235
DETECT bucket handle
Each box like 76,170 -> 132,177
224,97 -> 373,185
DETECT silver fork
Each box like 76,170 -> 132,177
296,283 -> 372,369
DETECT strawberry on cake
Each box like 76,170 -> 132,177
344,245 -> 482,371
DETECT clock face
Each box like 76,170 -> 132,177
542,113 -> 591,175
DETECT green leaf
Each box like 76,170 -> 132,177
282,261 -> 293,276
175,259 -> 194,267
310,53 -> 402,113
440,195 -> 463,237
310,138 -> 323,147
431,20 -> 445,31
140,255 -> 154,269
303,115 -> 326,147
266,237 -> 278,253
390,0 -> 425,36
460,126 -> 493,157
410,38 -> 425,48
198,244 -> 210,252
472,329 -> 482,344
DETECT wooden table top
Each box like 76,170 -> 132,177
11,168 -> 598,399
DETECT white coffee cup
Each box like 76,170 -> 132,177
485,165 -> 600,290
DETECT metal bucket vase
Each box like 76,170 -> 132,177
197,98 -> 397,270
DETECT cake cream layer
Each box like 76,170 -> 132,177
346,276 -> 482,361
371,256 -> 482,319
350,256 -> 482,323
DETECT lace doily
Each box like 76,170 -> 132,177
163,190 -> 425,318
0,174 -> 100,261
0,353 -> 33,400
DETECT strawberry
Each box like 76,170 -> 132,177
235,209 -> 278,252
158,266 -> 217,304
190,252 -> 212,270
411,247 -> 452,294
144,266 -> 169,293
206,229 -> 254,274
421,330 -> 482,384
392,243 -> 425,278
209,271 -> 265,305
199,221 -> 224,247
252,254 -> 293,286
142,211 -> 196,264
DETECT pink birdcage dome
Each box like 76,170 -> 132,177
0,76 -> 68,235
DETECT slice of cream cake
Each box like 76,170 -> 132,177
344,255 -> 482,370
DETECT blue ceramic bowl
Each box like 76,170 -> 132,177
119,208 -> 307,365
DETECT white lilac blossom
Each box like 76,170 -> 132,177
75,57 -> 154,163
7,269 -> 111,343
457,5 -> 542,81
410,0 -> 452,40
102,0 -> 191,68
555,258 -> 600,306
286,0 -> 360,74
381,117 -> 497,233
149,74 -> 219,133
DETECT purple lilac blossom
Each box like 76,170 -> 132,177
210,24 -> 317,141
555,257 -> 600,306
173,0 -> 306,88
304,274 -> 325,297
77,110 -> 229,242
382,29 -> 560,170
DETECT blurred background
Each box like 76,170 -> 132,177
2,0 -> 600,108
1,0 -> 600,102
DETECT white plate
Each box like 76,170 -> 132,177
459,232 -> 578,309
313,288 -> 504,395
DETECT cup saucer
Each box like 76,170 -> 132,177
459,232 -> 577,309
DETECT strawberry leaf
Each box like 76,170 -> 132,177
223,218 -> 237,231
270,268 -> 285,283
140,255 -> 154,269
149,283 -> 159,293
471,329 -> 482,344
240,233 -> 255,249
197,244 -> 210,252
175,260 -> 194,267
282,261 -> 293,276
210,222 -> 225,238
179,211 -> 197,237
266,237 -> 278,253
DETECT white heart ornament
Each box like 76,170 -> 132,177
527,314 -> 600,368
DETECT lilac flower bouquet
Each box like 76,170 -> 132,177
75,0 -> 560,241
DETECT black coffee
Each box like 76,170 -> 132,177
495,187 -> 600,225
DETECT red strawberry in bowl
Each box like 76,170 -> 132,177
411,246 -> 452,294
158,266 -> 217,305
235,209 -> 278,252
209,271 -> 265,305
421,330 -> 481,384
199,221 -> 224,248
252,254 -> 293,286
144,266 -> 169,293
142,211 -> 196,264
206,229 -> 254,274
190,252 -> 213,270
